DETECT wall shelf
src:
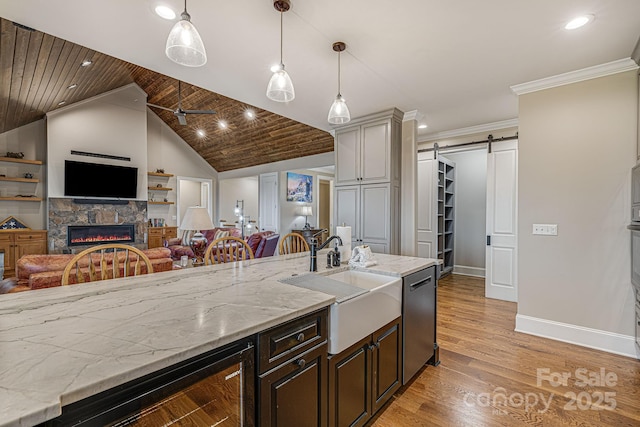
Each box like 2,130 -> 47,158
148,201 -> 174,205
0,157 -> 43,165
0,176 -> 39,183
148,186 -> 172,191
148,172 -> 174,178
0,197 -> 43,202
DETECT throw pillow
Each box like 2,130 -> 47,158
213,229 -> 229,240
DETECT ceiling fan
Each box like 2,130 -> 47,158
147,81 -> 215,125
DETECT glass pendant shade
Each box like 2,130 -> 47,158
165,11 -> 207,67
328,94 -> 351,124
266,65 -> 295,102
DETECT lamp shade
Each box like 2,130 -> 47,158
296,206 -> 312,216
181,207 -> 214,231
328,94 -> 351,124
165,11 -> 207,67
266,66 -> 295,102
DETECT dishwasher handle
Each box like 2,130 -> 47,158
409,276 -> 432,291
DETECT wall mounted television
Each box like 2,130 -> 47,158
65,160 -> 138,199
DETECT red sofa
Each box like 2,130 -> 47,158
16,247 -> 174,290
166,228 -> 278,260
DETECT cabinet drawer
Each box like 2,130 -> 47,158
16,233 -> 45,242
258,308 -> 327,374
0,234 -> 12,243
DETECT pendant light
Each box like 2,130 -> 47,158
266,0 -> 295,102
327,42 -> 350,124
165,0 -> 207,67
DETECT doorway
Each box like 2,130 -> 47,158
176,176 -> 213,227
318,176 -> 333,234
417,139 -> 518,302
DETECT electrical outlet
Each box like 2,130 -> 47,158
172,215 -> 177,220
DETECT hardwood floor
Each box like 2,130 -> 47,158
370,274 -> 640,427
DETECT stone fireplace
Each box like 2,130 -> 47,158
49,198 -> 147,253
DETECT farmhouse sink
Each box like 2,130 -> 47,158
280,269 -> 402,354
323,270 -> 401,354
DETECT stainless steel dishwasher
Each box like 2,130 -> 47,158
402,266 -> 438,384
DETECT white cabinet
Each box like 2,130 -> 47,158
334,109 -> 402,255
335,184 -> 392,253
335,117 -> 398,186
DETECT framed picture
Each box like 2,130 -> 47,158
286,172 -> 313,202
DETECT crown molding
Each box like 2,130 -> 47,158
403,110 -> 424,122
510,58 -> 639,95
419,118 -> 518,142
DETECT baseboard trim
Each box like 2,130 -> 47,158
452,265 -> 485,278
515,314 -> 638,359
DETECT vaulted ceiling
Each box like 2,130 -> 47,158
0,18 -> 334,172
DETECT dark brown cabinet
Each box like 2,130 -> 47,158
328,317 -> 402,427
258,308 -> 328,427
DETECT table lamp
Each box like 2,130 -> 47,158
296,206 -> 312,229
181,206 -> 214,266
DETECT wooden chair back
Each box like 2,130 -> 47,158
279,232 -> 310,255
204,236 -> 254,265
61,244 -> 154,286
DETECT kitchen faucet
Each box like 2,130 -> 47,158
309,230 -> 343,272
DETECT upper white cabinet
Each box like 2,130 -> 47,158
335,110 -> 402,186
333,109 -> 403,254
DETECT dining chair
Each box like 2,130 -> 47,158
61,243 -> 153,286
204,236 -> 254,265
279,232 -> 310,255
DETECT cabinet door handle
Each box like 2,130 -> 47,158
296,332 -> 305,342
295,358 -> 306,369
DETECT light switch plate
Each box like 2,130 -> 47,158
532,224 -> 558,236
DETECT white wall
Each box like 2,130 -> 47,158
218,177 -> 259,227
0,120 -> 47,229
46,84 -> 148,199
178,180 -> 203,225
517,70 -> 638,354
147,110 -> 218,226
442,150 -> 487,276
279,169 -> 332,235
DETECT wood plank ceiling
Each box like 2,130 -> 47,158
0,18 -> 334,172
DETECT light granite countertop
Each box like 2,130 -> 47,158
0,251 -> 436,427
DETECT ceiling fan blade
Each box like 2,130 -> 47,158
175,112 -> 187,125
147,103 -> 174,112
183,109 -> 216,115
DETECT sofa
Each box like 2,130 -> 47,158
16,247 -> 174,290
166,228 -> 278,260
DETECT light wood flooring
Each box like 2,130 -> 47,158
370,274 -> 640,427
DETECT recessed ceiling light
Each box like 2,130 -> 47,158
196,129 -> 206,138
57,101 -> 66,106
67,83 -> 77,89
155,5 -> 176,20
81,60 -> 92,67
218,120 -> 228,129
565,14 -> 594,30
245,110 -> 256,119
418,124 -> 428,129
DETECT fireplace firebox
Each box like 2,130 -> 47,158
67,225 -> 135,247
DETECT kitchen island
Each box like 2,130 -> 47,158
0,251 -> 435,426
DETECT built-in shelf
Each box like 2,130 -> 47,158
147,172 -> 174,177
148,186 -> 172,191
0,176 -> 39,183
0,196 -> 43,202
148,201 -> 174,205
0,157 -> 43,165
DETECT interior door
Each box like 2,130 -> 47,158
485,140 -> 518,302
259,172 -> 279,232
416,152 -> 438,258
